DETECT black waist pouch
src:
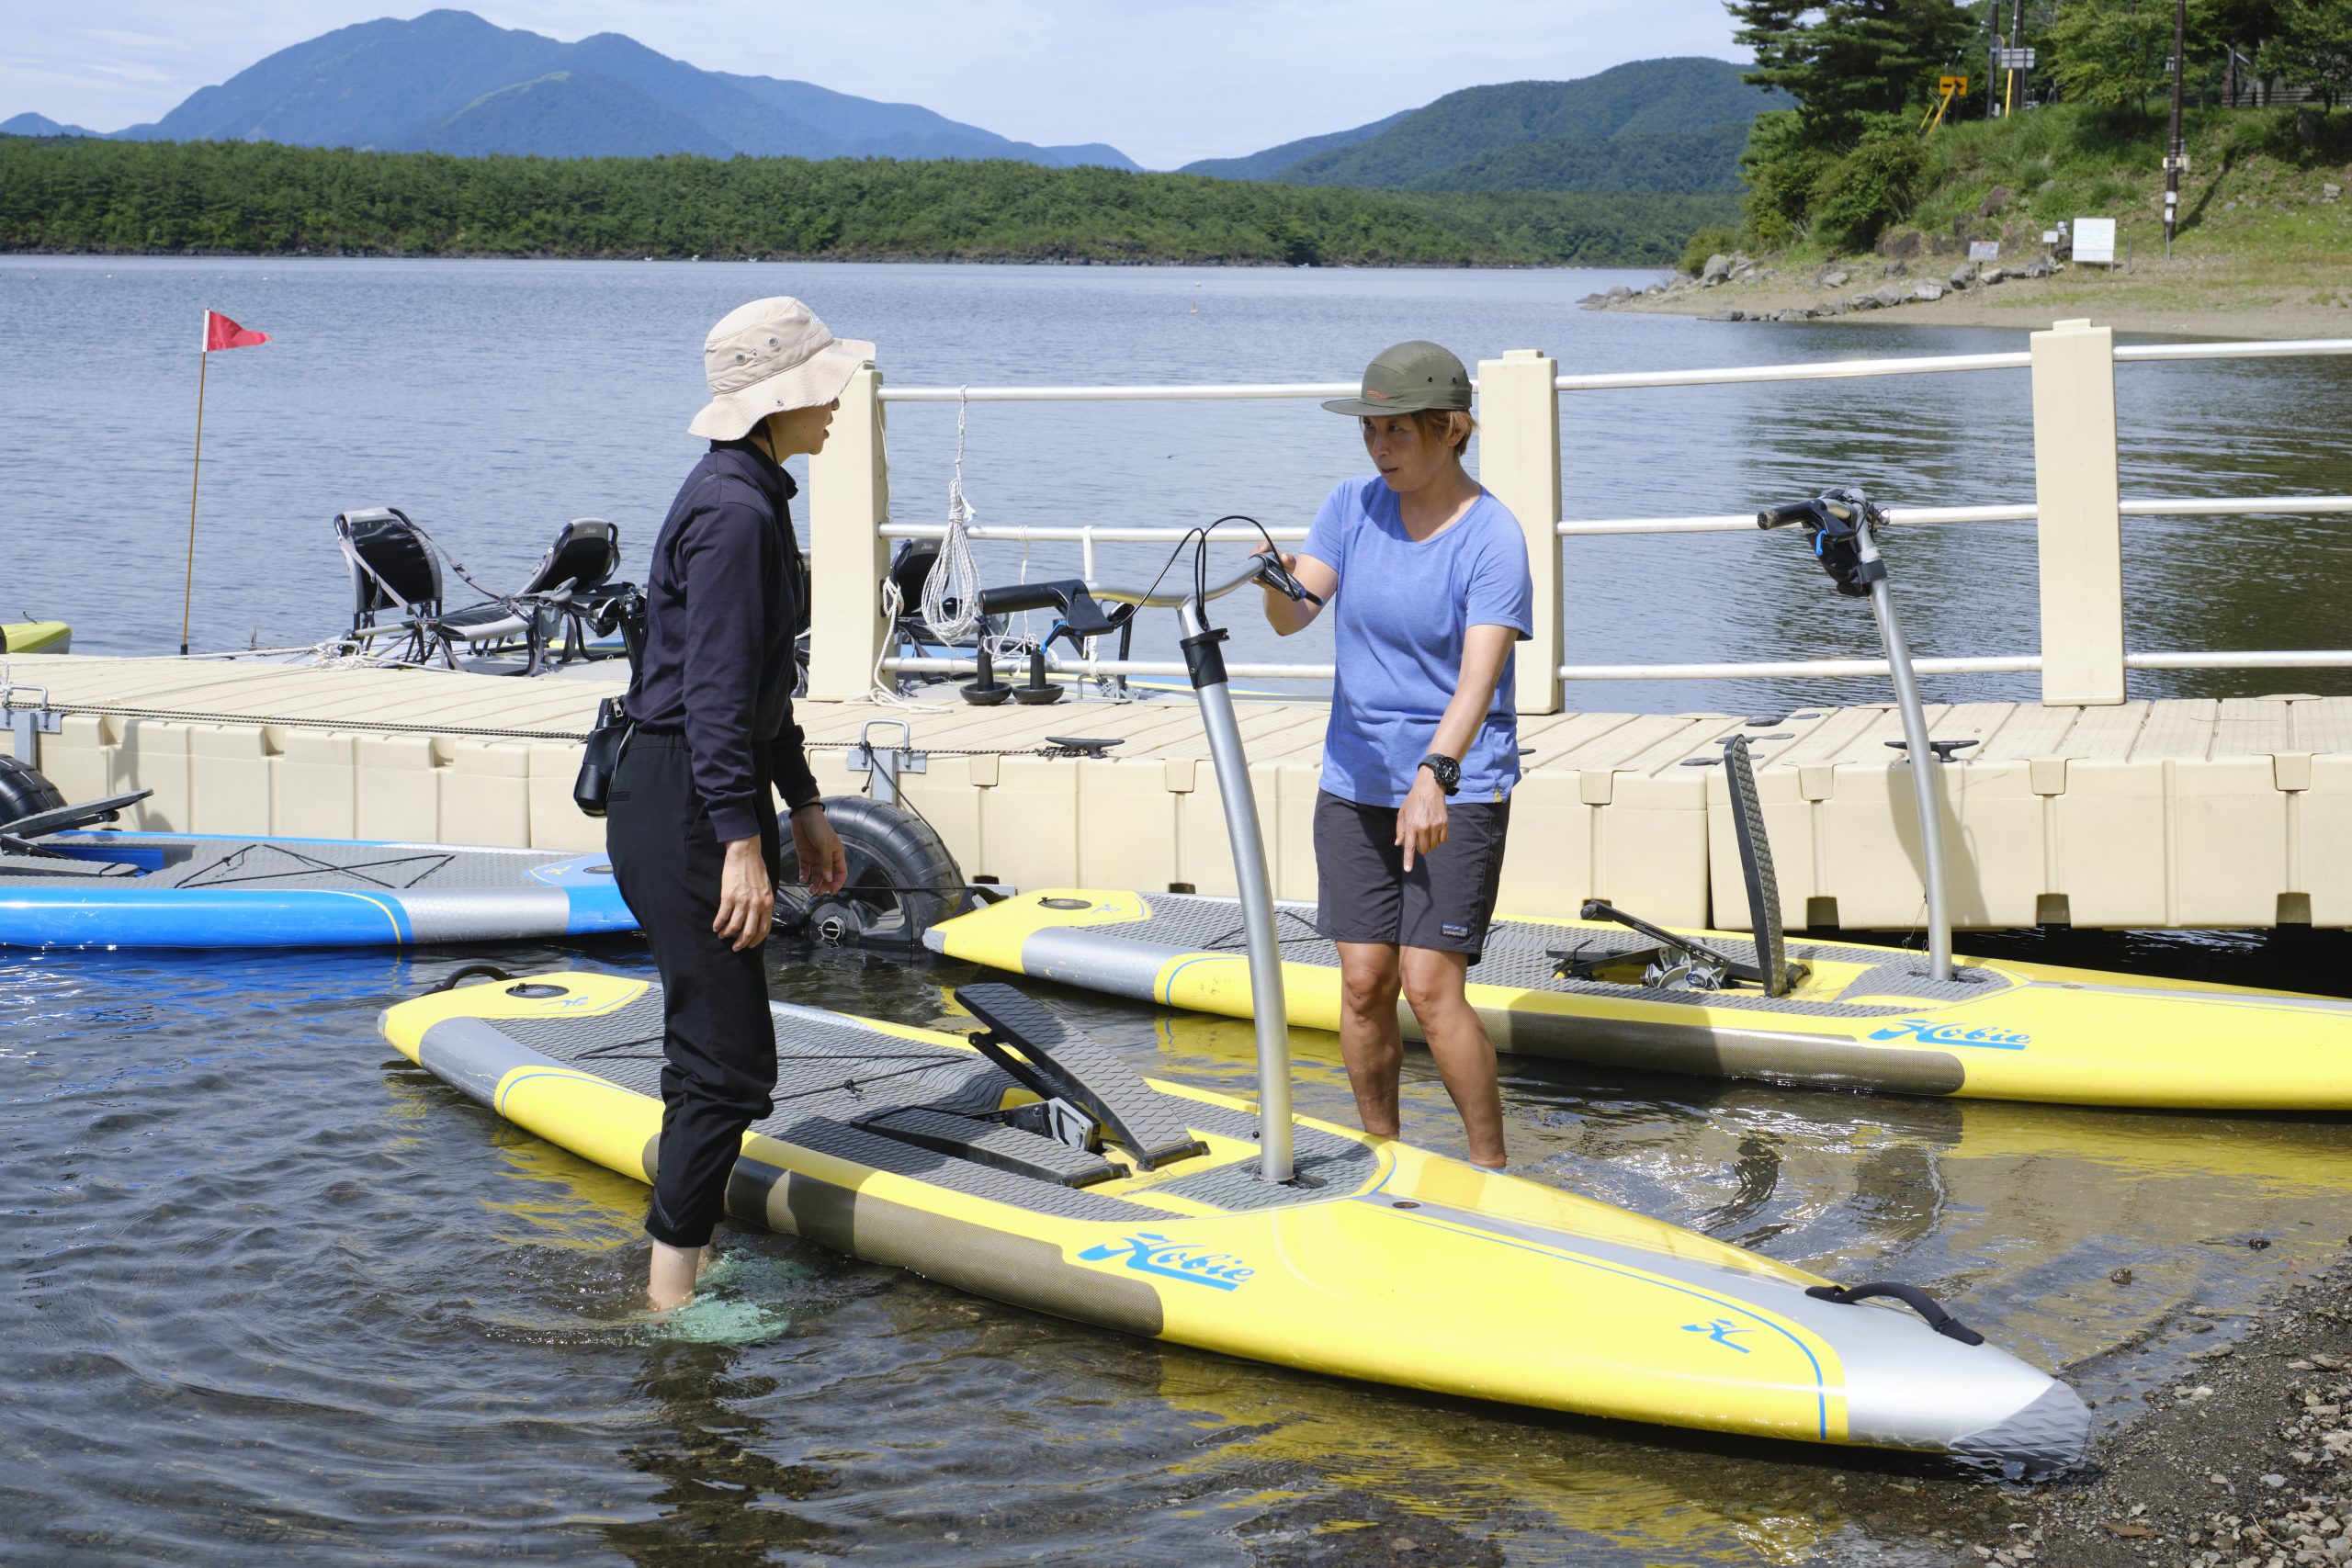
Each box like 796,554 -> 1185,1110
574,695 -> 634,818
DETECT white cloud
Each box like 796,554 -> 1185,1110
4,0 -> 1746,166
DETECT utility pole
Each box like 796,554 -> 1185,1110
1986,1 -> 2001,118
2007,0 -> 2027,112
2165,0 -> 2186,254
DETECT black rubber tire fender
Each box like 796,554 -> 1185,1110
775,794 -> 966,948
0,755 -> 67,829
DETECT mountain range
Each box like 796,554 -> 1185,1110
4,9 -> 1136,169
6,18 -> 1779,200
1180,58 -> 1788,195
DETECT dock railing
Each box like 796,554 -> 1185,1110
805,322 -> 2352,713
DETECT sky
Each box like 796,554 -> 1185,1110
3,0 -> 1748,169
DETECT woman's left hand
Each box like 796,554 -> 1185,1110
1396,772 -> 1450,874
792,804 -> 849,897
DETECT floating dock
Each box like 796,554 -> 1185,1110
8,653 -> 2348,932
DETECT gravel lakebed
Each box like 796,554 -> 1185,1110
1870,1247 -> 2352,1567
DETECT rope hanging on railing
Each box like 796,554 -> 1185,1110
920,389 -> 984,645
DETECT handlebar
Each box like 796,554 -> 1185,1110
974,553 -> 1317,621
1757,501 -> 1819,530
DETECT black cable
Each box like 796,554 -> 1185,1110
1128,525 -> 1207,629
1193,513 -> 1285,629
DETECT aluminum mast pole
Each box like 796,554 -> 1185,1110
1178,596 -> 1295,1182
1852,515 -> 1954,980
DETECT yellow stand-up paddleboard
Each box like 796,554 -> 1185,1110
924,888 -> 2352,1111
379,968 -> 2087,1470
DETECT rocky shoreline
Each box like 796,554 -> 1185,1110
1584,243 -> 2062,323
2004,1247 -> 2352,1568
1580,174 -> 2352,340
1868,1248 -> 2352,1567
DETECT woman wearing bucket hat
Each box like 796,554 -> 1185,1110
608,297 -> 868,1310
1259,340 -> 1532,1172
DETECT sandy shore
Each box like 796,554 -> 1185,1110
1595,248 -> 2352,340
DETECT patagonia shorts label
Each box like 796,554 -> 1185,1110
1442,922 -> 1472,939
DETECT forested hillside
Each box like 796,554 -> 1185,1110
1187,58 -> 1789,195
0,135 -> 1737,265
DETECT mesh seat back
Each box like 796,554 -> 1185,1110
517,519 -> 619,596
336,508 -> 443,623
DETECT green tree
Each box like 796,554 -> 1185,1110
1806,118 -> 1929,248
2048,0 -> 2184,111
2263,0 -> 2352,107
1727,0 -> 1980,145
1737,107 -> 1837,243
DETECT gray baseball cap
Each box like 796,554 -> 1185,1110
1322,340 -> 1473,416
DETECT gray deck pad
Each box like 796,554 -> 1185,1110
1101,895 -> 2018,1017
0,834 -> 586,891
484,984 -> 1375,1221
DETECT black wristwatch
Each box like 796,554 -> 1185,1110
1418,753 -> 1461,795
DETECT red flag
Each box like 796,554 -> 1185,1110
203,310 -> 269,352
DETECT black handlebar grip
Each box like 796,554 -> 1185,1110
1757,502 -> 1818,530
976,583 -> 1066,615
1251,558 -> 1325,607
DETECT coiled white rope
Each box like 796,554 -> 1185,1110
920,389 -> 983,645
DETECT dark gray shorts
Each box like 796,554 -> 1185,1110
1313,789 -> 1511,962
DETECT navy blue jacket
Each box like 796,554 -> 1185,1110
628,439 -> 820,842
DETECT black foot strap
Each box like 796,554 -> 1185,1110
1804,1280 -> 1985,1345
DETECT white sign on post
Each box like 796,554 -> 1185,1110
2072,217 -> 2117,265
1968,240 -> 2001,262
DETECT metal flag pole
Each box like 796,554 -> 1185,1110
181,321 -> 209,658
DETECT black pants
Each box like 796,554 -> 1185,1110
605,730 -> 781,1249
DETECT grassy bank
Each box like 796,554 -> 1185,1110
1613,103 -> 2352,335
0,134 -> 1737,267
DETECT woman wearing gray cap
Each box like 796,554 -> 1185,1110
1260,341 -> 1532,1171
608,296 -> 861,1310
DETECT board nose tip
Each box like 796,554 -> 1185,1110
1954,1378 -> 2092,1474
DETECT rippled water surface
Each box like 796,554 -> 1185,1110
5,931 -> 2350,1566
5,259 -> 2351,1563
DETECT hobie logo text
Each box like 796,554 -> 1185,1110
1078,1233 -> 1256,1291
1867,1018 -> 2032,1049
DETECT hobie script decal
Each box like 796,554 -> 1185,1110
1077,1233 -> 1255,1291
1867,1018 -> 2032,1049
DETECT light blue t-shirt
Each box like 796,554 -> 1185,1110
1302,476 -> 1534,807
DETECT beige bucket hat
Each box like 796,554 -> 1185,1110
688,297 -> 876,441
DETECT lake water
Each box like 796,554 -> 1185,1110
6,256 -> 2351,713
4,258 -> 2351,1565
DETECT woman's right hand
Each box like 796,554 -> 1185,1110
714,835 -> 774,952
1256,548 -> 1328,636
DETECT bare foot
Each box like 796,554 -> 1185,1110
647,1239 -> 703,1312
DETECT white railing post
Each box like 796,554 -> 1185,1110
1476,349 -> 1564,716
2030,320 -> 2127,705
806,362 -> 891,701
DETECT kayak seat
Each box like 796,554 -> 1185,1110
955,984 -> 1208,1171
856,1104 -> 1121,1188
334,508 -> 629,674
513,518 -> 630,667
